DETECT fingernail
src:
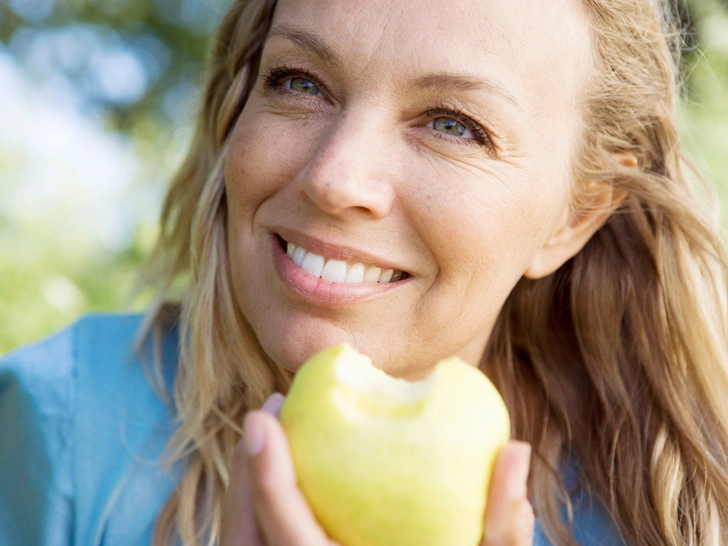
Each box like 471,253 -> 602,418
261,392 -> 286,416
244,413 -> 266,456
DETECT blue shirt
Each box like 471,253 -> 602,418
0,313 -> 627,545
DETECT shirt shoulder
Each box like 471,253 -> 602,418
533,460 -> 629,546
534,502 -> 628,546
0,317 -> 79,545
568,486 -> 629,545
0,312 -> 182,546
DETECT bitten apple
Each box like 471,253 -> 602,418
279,343 -> 510,546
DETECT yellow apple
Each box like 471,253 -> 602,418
279,343 -> 510,546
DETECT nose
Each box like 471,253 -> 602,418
297,111 -> 396,219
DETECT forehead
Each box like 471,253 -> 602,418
270,0 -> 593,114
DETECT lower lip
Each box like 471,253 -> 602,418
271,235 -> 407,307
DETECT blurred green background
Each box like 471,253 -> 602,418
1,0 -> 727,355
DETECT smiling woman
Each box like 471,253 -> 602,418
2,0 -> 728,545
223,0 -> 592,379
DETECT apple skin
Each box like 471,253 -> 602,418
279,344 -> 511,546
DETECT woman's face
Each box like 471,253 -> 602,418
225,0 -> 592,379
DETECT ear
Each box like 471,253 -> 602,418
524,154 -> 634,280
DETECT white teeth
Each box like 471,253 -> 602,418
345,263 -> 365,284
321,259 -> 348,283
363,266 -> 382,283
292,246 -> 307,267
301,252 -> 325,278
284,240 -> 404,284
378,269 -> 394,283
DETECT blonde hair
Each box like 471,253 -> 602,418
137,0 -> 728,544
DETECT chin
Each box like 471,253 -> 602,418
259,327 -> 433,383
255,323 -> 353,375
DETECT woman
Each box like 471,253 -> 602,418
2,0 -> 727,544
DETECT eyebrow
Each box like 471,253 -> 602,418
266,24 -> 520,108
409,73 -> 520,108
267,24 -> 344,73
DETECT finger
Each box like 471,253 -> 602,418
482,441 -> 535,546
245,410 -> 334,546
220,437 -> 266,546
483,498 -> 536,546
218,395 -> 286,546
261,392 -> 286,418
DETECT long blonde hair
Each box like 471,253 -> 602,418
137,0 -> 728,544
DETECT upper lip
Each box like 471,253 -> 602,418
274,226 -> 411,275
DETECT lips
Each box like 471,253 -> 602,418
284,239 -> 406,284
270,233 -> 411,307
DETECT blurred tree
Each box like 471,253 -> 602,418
0,0 -> 231,352
0,0 -> 232,130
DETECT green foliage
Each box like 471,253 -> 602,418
0,0 -> 231,353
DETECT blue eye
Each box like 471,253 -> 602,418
433,117 -> 470,138
288,77 -> 320,95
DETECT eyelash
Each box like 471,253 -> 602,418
262,65 -> 326,96
261,65 -> 493,151
424,104 -> 492,149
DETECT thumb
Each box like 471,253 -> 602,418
245,410 -> 333,545
482,441 -> 535,545
261,392 -> 286,418
218,393 -> 286,546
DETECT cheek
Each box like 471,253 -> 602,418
225,114 -> 283,211
224,111 -> 291,309
406,163 -> 559,289
224,107 -> 320,214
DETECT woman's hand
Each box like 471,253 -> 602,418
480,442 -> 535,546
220,393 -> 533,546
220,393 -> 337,546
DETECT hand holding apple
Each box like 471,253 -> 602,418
219,345 -> 534,546
219,393 -> 337,546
